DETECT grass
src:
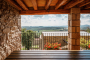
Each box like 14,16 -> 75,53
21,47 -> 26,50
32,45 -> 39,49
21,45 -> 39,50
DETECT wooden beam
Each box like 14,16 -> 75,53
16,0 -> 28,10
6,0 -> 22,10
55,0 -> 69,10
30,0 -> 37,10
85,4 -> 90,9
45,0 -> 52,10
81,10 -> 90,14
20,9 -> 70,15
64,0 -> 84,9
78,0 -> 90,7
20,9 -> 90,15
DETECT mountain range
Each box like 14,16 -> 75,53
22,25 -> 90,31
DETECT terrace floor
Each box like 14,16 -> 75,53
5,50 -> 90,60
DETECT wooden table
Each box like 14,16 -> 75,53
5,50 -> 90,60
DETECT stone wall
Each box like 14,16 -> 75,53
0,0 -> 21,60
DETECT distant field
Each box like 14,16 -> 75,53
22,25 -> 89,32
22,26 -> 68,33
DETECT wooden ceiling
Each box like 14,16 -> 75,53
6,0 -> 90,15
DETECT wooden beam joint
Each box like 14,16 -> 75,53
7,0 -> 22,10
78,0 -> 90,7
30,0 -> 38,10
16,0 -> 28,10
45,0 -> 52,10
64,0 -> 84,9
55,0 -> 69,10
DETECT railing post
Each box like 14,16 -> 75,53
27,33 -> 29,50
41,32 -> 44,50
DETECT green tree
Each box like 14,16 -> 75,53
86,27 -> 90,33
21,28 -> 34,50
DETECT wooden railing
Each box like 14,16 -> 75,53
80,33 -> 90,50
21,32 -> 90,50
21,32 -> 68,50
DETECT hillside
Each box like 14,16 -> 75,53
21,25 -> 90,32
22,26 -> 68,32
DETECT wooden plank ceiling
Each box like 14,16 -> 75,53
6,0 -> 90,15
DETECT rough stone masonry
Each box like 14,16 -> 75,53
0,0 -> 21,60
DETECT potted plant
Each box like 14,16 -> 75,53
88,44 -> 90,50
44,42 -> 61,50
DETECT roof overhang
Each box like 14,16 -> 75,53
6,0 -> 90,15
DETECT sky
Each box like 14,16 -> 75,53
21,14 -> 90,26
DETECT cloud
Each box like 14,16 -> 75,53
21,14 -> 90,26
62,19 -> 64,20
54,20 -> 56,21
49,20 -> 51,21
80,14 -> 90,25
81,14 -> 90,19
56,14 -> 62,17
33,15 -> 43,18
48,14 -> 56,17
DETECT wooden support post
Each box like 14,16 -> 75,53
68,8 -> 80,50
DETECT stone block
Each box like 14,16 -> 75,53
15,29 -> 19,32
71,13 -> 76,20
68,38 -> 70,43
68,20 -> 70,27
69,44 -> 72,50
10,31 -> 15,34
0,23 -> 1,26
6,34 -> 9,40
1,25 -> 4,29
18,19 -> 21,26
74,45 -> 80,50
70,13 -> 80,20
11,26 -> 18,30
2,52 -> 6,59
9,34 -> 12,38
3,28 -> 10,33
71,8 -> 80,14
70,33 -> 80,39
68,27 -> 75,32
0,55 -> 2,60
0,33 -> 2,36
0,47 -> 3,51
70,45 -> 80,50
70,39 -> 76,45
76,13 -> 80,20
70,20 -> 80,27
68,14 -> 71,20
76,39 -> 80,45
76,27 -> 80,32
